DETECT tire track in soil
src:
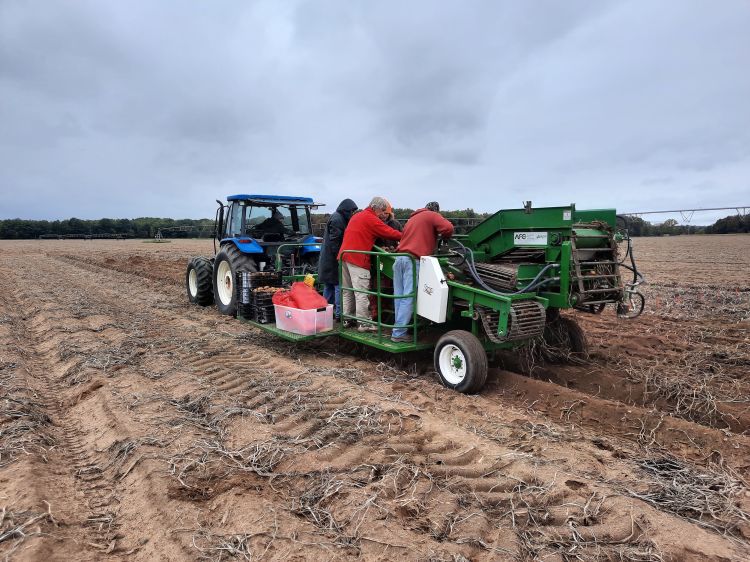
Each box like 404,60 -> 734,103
0,291 -> 71,561
62,248 -> 750,440
4,273 -> 130,556
20,250 -> 748,560
36,257 -> 604,557
0,267 -> 137,558
17,254 -> 376,558
1,255 -> 197,559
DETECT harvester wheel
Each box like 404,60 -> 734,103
186,256 -> 214,306
213,245 -> 257,316
543,316 -> 587,359
434,330 -> 488,394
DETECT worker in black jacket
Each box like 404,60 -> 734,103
317,198 -> 358,319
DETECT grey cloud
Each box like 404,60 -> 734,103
0,0 -> 748,221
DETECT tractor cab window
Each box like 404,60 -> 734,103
226,202 -> 243,237
245,205 -> 311,237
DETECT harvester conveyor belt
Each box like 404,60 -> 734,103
472,262 -> 520,291
478,300 -> 546,343
572,274 -> 619,279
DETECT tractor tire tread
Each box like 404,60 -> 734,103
186,256 -> 214,306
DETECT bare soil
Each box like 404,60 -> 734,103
1,234 -> 748,561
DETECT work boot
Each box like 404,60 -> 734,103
390,334 -> 412,343
358,324 -> 377,333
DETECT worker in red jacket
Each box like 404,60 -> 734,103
338,196 -> 402,331
391,201 -> 454,342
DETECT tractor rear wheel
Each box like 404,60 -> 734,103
434,330 -> 488,394
213,245 -> 257,316
186,256 -> 214,306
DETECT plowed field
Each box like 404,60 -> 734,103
1,234 -> 748,561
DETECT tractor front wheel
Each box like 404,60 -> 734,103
213,246 -> 257,316
434,330 -> 488,394
186,256 -> 214,306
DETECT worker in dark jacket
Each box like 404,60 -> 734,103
338,196 -> 402,331
391,201 -> 454,342
317,198 -> 358,318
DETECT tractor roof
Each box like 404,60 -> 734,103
227,194 -> 323,206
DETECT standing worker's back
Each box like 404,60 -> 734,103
391,202 -> 454,342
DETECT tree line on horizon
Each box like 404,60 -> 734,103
0,211 -> 747,240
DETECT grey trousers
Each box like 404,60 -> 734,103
341,261 -> 370,324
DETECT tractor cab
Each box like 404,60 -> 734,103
219,194 -> 324,273
184,194 -> 326,318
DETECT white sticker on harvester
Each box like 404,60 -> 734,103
563,210 -> 572,221
514,231 -> 548,245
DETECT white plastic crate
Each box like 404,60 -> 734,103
274,304 -> 333,335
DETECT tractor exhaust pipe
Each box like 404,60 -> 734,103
214,200 -> 225,255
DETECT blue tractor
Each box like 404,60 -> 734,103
186,194 -> 324,316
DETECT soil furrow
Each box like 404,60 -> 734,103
0,238 -> 747,561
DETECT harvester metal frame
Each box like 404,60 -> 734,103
189,201 -> 645,394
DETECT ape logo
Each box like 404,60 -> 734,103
514,231 -> 548,246
423,284 -> 434,296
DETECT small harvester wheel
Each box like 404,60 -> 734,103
434,330 -> 488,394
543,316 -> 588,359
186,256 -> 214,306
213,245 -> 257,316
584,303 -> 606,314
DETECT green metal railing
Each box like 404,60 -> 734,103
339,250 -> 419,344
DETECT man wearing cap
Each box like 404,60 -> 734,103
391,202 -> 454,342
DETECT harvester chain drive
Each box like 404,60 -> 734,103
472,262 -> 519,291
478,300 -> 546,343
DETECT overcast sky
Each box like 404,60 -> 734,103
1,1 -> 748,224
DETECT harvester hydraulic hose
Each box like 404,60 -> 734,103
519,276 -> 560,293
619,263 -> 645,286
616,214 -> 645,287
450,239 -> 558,296
626,237 -> 644,286
511,264 -> 559,294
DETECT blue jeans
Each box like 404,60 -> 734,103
323,283 -> 341,318
392,255 -> 419,337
